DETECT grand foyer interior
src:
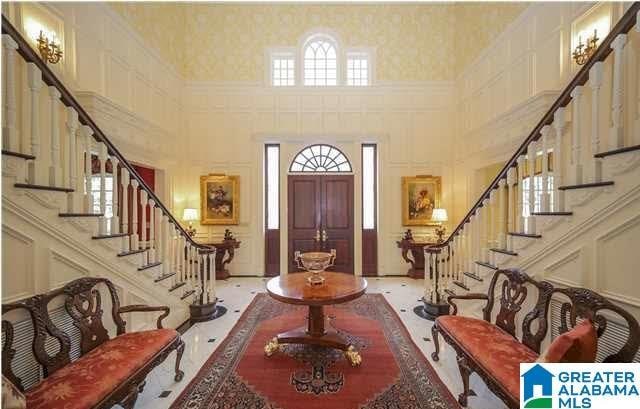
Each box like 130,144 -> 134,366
2,2 -> 640,409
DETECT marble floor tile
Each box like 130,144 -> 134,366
129,277 -> 506,409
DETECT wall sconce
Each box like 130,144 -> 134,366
431,208 -> 448,243
183,208 -> 198,237
36,30 -> 63,64
572,28 -> 599,65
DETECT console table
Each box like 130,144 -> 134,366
396,238 -> 437,279
203,239 -> 241,280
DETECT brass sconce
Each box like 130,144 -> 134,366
37,30 -> 62,64
572,28 -> 599,65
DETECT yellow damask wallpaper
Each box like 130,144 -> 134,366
110,2 -> 528,82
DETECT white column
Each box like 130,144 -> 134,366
527,142 -> 537,234
98,143 -> 107,234
110,158 -> 120,234
27,63 -> 43,184
553,108 -> 566,212
65,108 -> 79,212
2,35 -> 19,151
507,167 -> 516,251
131,179 -> 139,250
48,87 -> 62,186
498,179 -> 507,249
148,199 -> 156,262
589,62 -> 604,182
609,34 -> 627,150
570,86 -> 584,184
516,155 -> 526,231
80,125 -> 94,213
120,168 -> 130,252
140,190 -> 148,251
540,126 -> 551,211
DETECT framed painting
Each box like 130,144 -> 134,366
200,174 -> 239,225
402,175 -> 442,226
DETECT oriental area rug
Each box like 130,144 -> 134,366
171,293 -> 459,409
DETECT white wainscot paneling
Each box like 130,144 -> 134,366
542,248 -> 585,288
1,226 -> 35,301
535,30 -> 563,93
49,250 -> 89,289
595,215 -> 640,308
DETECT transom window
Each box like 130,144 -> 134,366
304,37 -> 337,86
290,144 -> 352,172
347,54 -> 369,86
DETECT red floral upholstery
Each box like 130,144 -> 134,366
437,315 -> 538,400
26,329 -> 178,409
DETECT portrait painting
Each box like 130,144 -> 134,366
402,175 -> 442,226
200,174 -> 239,225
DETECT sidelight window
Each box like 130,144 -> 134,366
289,144 -> 352,172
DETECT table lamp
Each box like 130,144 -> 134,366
183,208 -> 198,237
432,208 -> 448,243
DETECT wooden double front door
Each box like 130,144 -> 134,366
288,175 -> 354,274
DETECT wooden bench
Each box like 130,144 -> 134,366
2,277 -> 185,409
431,269 -> 640,409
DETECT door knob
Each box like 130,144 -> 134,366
322,229 -> 328,242
314,229 -> 321,241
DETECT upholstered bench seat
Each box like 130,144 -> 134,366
437,315 -> 538,401
26,329 -> 179,409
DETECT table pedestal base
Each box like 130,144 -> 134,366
264,305 -> 362,367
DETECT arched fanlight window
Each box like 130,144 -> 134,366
303,35 -> 338,86
289,144 -> 352,172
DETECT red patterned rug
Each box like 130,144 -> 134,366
171,293 -> 459,409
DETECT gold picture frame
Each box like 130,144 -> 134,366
200,174 -> 239,225
402,175 -> 442,226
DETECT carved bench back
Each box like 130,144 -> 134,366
483,269 -> 553,353
2,277 -> 126,391
551,287 -> 640,363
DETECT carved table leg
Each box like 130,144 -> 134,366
120,384 -> 140,409
174,338 -> 185,382
456,354 -> 476,407
431,324 -> 441,361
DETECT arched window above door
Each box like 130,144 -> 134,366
289,144 -> 352,172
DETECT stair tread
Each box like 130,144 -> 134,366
2,150 -> 35,160
92,233 -> 129,239
444,289 -> 456,296
463,272 -> 484,282
531,211 -> 573,216
138,261 -> 162,271
14,183 -> 73,193
594,144 -> 640,158
180,289 -> 195,299
475,261 -> 498,270
453,280 -> 470,291
489,248 -> 518,256
117,249 -> 146,257
508,232 -> 542,238
170,282 -> 187,293
558,181 -> 614,190
154,272 -> 176,282
59,212 -> 104,217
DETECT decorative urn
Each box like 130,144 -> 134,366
294,250 -> 337,286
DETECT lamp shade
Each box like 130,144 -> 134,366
182,208 -> 198,221
431,208 -> 448,223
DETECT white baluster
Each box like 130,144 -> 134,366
209,251 -> 216,300
110,158 -> 120,234
98,143 -> 107,234
610,34 -> 627,150
162,215 -> 170,274
48,87 -> 62,186
140,190 -> 148,251
589,62 -> 604,182
65,108 -> 79,212
80,125 -> 94,213
506,167 -> 516,251
480,200 -> 489,263
489,189 -> 497,251
148,199 -> 156,262
470,214 -> 479,276
570,86 -> 584,184
516,155 -> 526,231
423,248 -> 431,300
2,35 -> 19,152
27,63 -> 43,184
540,126 -> 551,211
527,142 -> 537,234
131,179 -> 139,250
553,108 -> 566,212
120,168 -> 130,252
497,179 -> 507,249
154,206 -> 162,263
